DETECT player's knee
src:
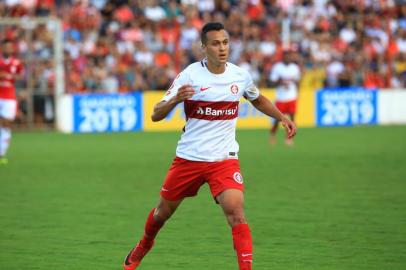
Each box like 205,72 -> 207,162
154,204 -> 175,222
230,215 -> 246,226
224,207 -> 246,226
153,211 -> 167,223
154,211 -> 171,222
0,118 -> 12,128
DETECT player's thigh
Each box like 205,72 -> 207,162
206,159 -> 244,200
160,157 -> 205,201
216,188 -> 245,210
154,196 -> 183,221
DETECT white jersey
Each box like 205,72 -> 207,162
162,60 -> 260,162
270,62 -> 301,102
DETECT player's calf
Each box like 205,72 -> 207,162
232,223 -> 253,270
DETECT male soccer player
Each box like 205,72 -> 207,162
0,39 -> 23,164
269,49 -> 301,145
123,22 -> 296,270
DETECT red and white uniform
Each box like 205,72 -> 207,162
163,60 -> 260,162
160,60 -> 260,201
269,61 -> 300,114
0,56 -> 23,120
0,56 -> 23,100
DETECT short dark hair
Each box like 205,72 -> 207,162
2,39 -> 13,45
201,22 -> 225,45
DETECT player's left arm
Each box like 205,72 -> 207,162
250,94 -> 297,139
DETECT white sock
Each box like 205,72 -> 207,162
0,127 -> 11,157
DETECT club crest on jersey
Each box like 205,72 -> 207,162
233,172 -> 243,184
230,84 -> 239,94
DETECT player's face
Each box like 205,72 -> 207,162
283,52 -> 291,63
203,30 -> 229,66
2,42 -> 14,58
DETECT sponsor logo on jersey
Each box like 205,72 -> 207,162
185,100 -> 239,121
233,172 -> 243,184
230,84 -> 239,94
196,106 -> 237,116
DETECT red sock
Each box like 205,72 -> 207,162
232,224 -> 253,270
140,208 -> 164,249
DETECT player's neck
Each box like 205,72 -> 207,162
206,61 -> 226,74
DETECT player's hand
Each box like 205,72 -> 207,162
175,84 -> 195,103
281,79 -> 294,87
281,117 -> 297,139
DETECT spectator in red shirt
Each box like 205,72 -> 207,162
0,39 -> 24,164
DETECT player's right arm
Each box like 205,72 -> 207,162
151,84 -> 195,122
151,69 -> 195,122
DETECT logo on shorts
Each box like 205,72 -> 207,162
230,84 -> 239,94
233,172 -> 243,184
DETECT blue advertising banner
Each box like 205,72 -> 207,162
73,93 -> 143,133
316,88 -> 377,127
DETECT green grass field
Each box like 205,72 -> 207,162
1,126 -> 405,270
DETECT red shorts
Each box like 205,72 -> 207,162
160,157 -> 244,201
275,100 -> 297,115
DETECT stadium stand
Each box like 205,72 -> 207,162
1,0 -> 406,125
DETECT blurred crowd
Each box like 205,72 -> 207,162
1,0 -> 406,97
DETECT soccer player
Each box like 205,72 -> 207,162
123,22 -> 296,270
269,49 -> 301,146
0,39 -> 23,165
